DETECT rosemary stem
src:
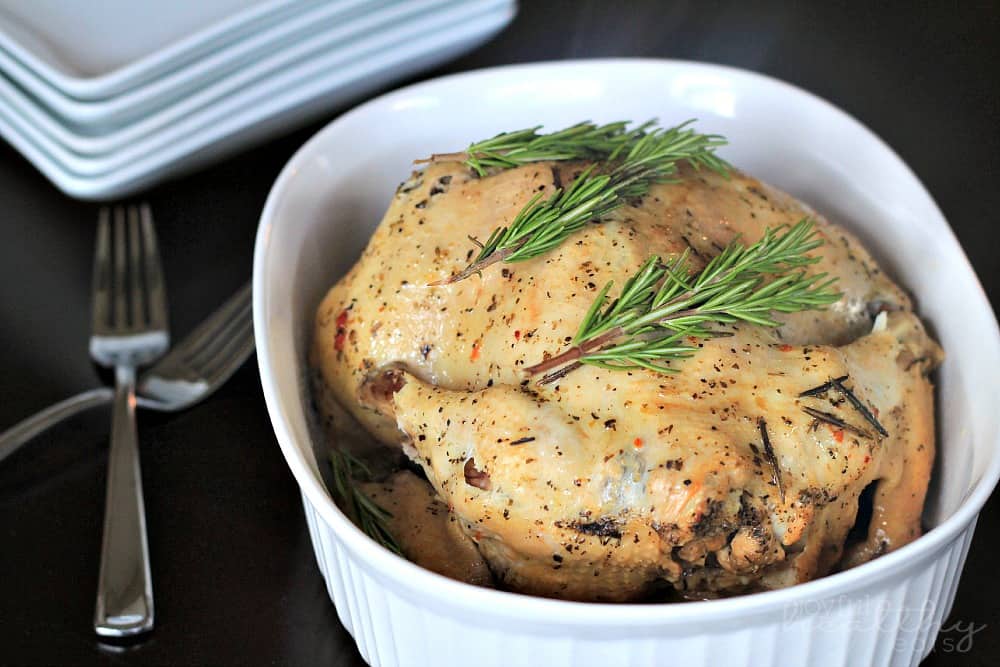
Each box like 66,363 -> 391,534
535,361 -> 582,385
525,328 -> 622,375
427,243 -> 521,286
413,151 -> 469,165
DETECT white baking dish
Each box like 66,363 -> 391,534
253,60 -> 1000,667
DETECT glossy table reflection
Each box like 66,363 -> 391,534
0,2 -> 996,665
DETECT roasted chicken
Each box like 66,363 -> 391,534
311,160 -> 941,601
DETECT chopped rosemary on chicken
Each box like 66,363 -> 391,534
427,120 -> 730,285
527,219 -> 841,383
329,448 -> 400,554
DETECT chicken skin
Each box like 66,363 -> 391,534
311,159 -> 941,600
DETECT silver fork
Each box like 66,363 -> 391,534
136,282 -> 252,409
0,283 -> 252,463
91,204 -> 168,638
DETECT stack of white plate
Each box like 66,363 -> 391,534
0,0 -> 516,200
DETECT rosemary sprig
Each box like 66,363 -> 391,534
429,120 -> 730,285
526,219 -> 841,383
416,120 -> 654,176
330,448 -> 401,555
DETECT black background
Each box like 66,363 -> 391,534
0,2 -> 996,665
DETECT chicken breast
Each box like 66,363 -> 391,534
311,160 -> 941,601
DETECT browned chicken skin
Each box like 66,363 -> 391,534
311,160 -> 941,601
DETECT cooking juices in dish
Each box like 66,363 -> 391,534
309,120 -> 942,602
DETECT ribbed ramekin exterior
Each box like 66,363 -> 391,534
301,493 -> 976,667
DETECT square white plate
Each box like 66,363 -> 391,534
0,0 -> 320,99
0,0 -> 426,153
0,0 -> 516,199
0,0 -> 393,130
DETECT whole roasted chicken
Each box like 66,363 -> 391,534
311,143 -> 941,601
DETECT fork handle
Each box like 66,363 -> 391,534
95,366 -> 154,637
0,388 -> 114,464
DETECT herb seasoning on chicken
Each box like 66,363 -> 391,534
310,121 -> 941,601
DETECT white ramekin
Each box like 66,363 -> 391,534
253,60 -> 1000,667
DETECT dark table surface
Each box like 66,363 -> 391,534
1,2 -> 997,665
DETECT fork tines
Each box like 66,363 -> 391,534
153,283 -> 253,384
183,284 -> 253,382
92,204 -> 167,336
